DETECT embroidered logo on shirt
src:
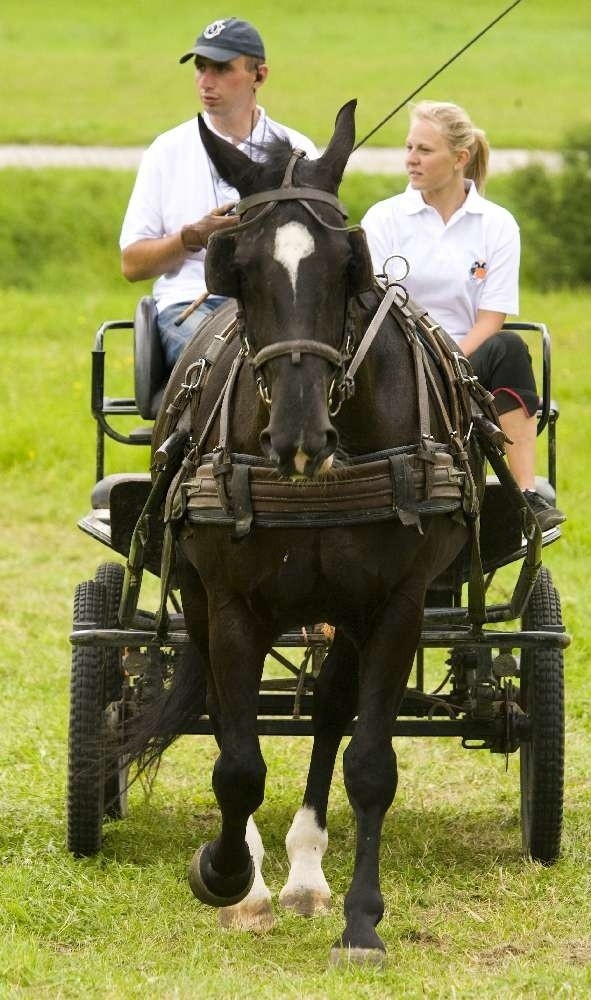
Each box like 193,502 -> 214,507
470,260 -> 488,280
204,20 -> 228,39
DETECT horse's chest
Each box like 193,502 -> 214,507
217,527 -> 419,606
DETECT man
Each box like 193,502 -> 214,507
120,17 -> 317,371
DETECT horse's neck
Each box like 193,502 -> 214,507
335,310 -> 421,455
228,364 -> 268,455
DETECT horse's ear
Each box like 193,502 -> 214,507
204,231 -> 240,297
198,114 -> 261,194
313,99 -> 357,191
347,226 -> 376,295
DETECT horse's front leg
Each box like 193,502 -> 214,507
218,815 -> 275,932
188,601 -> 269,909
280,630 -> 358,916
331,589 -> 423,967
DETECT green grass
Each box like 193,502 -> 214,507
1,0 -> 590,148
0,164 -> 590,995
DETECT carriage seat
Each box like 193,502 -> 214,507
86,472 -> 164,576
91,472 -> 152,511
134,295 -> 166,420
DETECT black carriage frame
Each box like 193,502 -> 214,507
69,304 -> 569,863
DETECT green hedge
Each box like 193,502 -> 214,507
2,146 -> 589,294
501,130 -> 591,289
0,168 -> 134,292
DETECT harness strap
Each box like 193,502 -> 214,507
252,339 -> 343,371
369,284 -> 488,622
232,463 -> 254,539
409,334 -> 434,442
211,348 -> 248,515
389,453 -> 422,531
157,316 -> 239,446
236,186 -> 348,218
345,282 -> 399,383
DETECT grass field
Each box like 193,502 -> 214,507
1,0 -> 590,148
0,159 -> 590,996
1,0 -> 590,987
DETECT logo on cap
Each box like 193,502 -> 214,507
203,20 -> 228,39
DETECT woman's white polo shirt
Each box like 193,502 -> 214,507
361,181 -> 520,344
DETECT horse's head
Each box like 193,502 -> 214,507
199,100 -> 373,478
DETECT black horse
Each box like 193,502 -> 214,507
149,100 -> 480,964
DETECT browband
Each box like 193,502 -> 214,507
236,187 -> 348,218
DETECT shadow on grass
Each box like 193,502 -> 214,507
97,795 -> 523,878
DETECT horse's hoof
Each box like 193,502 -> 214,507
219,895 -> 276,933
279,886 -> 331,917
188,843 -> 255,907
328,945 -> 386,968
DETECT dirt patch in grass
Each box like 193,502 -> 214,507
403,929 -> 448,949
477,942 -> 529,967
563,938 -> 591,965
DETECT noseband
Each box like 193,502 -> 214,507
231,149 -> 358,415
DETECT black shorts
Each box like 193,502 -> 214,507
469,331 -> 539,417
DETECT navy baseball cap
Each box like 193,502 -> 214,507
179,17 -> 266,63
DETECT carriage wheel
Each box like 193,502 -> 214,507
94,562 -> 128,820
67,565 -> 127,856
67,579 -> 108,856
519,566 -> 564,865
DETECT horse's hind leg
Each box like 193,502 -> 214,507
280,631 -> 358,916
187,600 -> 269,909
330,590 -> 423,966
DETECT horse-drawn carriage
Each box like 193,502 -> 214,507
68,102 -> 569,963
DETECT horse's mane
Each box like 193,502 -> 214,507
251,135 -> 317,188
256,134 -> 294,171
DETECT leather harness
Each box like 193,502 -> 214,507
151,154 -> 510,628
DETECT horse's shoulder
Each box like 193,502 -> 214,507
153,300 -> 242,451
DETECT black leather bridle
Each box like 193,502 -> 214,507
230,149 -> 359,415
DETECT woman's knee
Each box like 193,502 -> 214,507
497,330 -> 532,365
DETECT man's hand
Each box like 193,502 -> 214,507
181,202 -> 237,252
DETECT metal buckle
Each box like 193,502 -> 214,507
214,321 -> 235,343
181,358 -> 207,392
256,374 -> 272,407
451,351 -> 478,385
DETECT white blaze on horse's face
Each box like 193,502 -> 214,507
273,222 -> 315,300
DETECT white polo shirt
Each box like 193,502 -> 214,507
361,181 -> 520,343
120,109 -> 318,312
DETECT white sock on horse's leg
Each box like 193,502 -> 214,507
219,816 -> 275,932
279,806 -> 331,915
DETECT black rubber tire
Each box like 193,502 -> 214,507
519,566 -> 565,865
67,579 -> 108,856
94,562 -> 127,820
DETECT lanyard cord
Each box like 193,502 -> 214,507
353,0 -> 524,151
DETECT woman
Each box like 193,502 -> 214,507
361,100 -> 564,531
